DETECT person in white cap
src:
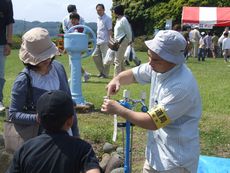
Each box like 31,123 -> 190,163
101,30 -> 202,173
8,27 -> 79,139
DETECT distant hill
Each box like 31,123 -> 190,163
14,20 -> 97,37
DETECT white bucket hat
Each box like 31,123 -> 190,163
19,27 -> 60,65
145,30 -> 186,64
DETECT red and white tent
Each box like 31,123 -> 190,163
182,7 -> 230,28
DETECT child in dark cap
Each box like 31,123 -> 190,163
7,90 -> 101,173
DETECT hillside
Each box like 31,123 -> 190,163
13,20 -> 97,37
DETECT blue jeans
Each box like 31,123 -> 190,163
0,45 -> 6,101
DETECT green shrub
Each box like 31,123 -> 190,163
12,34 -> 22,49
133,35 -> 153,52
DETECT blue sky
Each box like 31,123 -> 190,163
13,0 -> 112,22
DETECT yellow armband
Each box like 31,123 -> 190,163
147,105 -> 171,129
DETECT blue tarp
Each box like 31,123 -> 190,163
198,155 -> 230,173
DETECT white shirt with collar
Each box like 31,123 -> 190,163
132,63 -> 202,173
96,13 -> 112,45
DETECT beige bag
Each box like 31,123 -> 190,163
3,72 -> 38,153
3,120 -> 39,153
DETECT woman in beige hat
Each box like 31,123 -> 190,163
8,27 -> 79,138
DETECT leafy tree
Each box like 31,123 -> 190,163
112,0 -> 230,36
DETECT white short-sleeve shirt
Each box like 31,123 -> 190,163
132,63 -> 202,173
96,13 -> 112,45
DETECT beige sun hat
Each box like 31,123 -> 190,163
19,27 -> 60,65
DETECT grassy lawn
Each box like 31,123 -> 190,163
0,50 -> 230,172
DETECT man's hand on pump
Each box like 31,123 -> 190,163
101,98 -> 125,115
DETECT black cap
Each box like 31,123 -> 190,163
37,90 -> 74,121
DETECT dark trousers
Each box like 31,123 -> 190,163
198,48 -> 205,61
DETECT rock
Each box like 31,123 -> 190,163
103,142 -> 115,153
105,153 -> 123,173
110,151 -> 117,156
0,149 -> 13,173
110,151 -> 123,160
110,167 -> 124,173
116,147 -> 124,155
99,153 -> 111,172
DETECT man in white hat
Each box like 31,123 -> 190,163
101,30 -> 202,173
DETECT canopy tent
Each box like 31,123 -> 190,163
182,7 -> 230,28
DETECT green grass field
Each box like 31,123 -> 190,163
0,50 -> 230,172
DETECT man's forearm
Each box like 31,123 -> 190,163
115,69 -> 136,85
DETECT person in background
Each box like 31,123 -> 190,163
218,33 -> 225,57
9,27 -> 79,137
124,15 -> 141,67
198,32 -> 206,61
222,27 -> 230,36
62,4 -> 85,33
203,30 -> 213,58
190,25 -> 201,58
222,31 -> 230,63
92,3 -> 112,79
172,24 -> 182,32
101,30 -> 202,173
218,27 -> 230,57
69,12 -> 91,82
182,25 -> 192,60
7,90 -> 101,173
0,0 -> 14,112
62,7 -> 90,82
211,31 -> 219,58
69,13 -> 84,32
112,4 -> 132,77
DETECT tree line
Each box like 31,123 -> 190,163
112,0 -> 230,37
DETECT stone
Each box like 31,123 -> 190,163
103,142 -> 115,153
116,147 -> 124,155
105,153 -> 123,173
99,153 -> 111,172
110,167 -> 124,173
